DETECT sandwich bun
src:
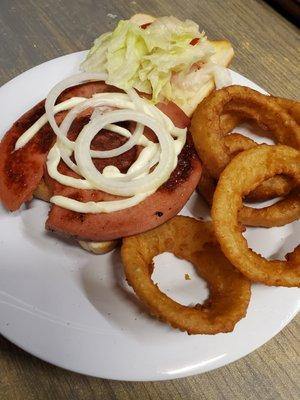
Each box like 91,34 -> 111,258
32,14 -> 233,253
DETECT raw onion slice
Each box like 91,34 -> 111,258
58,93 -> 146,155
45,72 -> 108,146
75,109 -> 175,196
15,97 -> 87,151
59,143 -> 81,175
88,108 -> 144,159
47,145 -> 94,189
41,72 -> 187,212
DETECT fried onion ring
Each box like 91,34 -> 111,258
198,172 -> 300,228
191,85 -> 300,177
197,168 -> 216,205
198,133 -> 295,205
271,97 -> 300,125
197,136 -> 299,227
239,191 -> 300,227
212,145 -> 300,287
121,216 -> 251,334
191,86 -> 300,201
202,108 -> 297,202
225,134 -> 294,201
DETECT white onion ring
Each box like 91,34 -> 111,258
47,145 -> 93,189
57,125 -> 155,181
45,72 -> 108,147
74,109 -> 175,196
58,95 -> 145,158
58,93 -> 135,150
39,73 -> 186,212
16,72 -> 188,213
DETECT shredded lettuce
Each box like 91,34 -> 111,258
81,16 -> 217,103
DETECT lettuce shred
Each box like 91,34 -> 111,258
81,16 -> 217,103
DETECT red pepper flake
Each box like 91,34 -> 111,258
140,22 -> 152,30
190,38 -> 200,46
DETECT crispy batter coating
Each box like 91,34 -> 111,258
224,134 -> 294,201
191,86 -> 300,201
122,216 -> 251,334
191,85 -> 300,178
197,136 -> 299,227
192,86 -> 300,226
212,145 -> 300,287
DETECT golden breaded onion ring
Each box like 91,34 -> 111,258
121,216 -> 251,334
197,135 -> 299,227
201,126 -> 296,203
225,133 -> 295,201
191,85 -> 300,178
198,134 -> 294,203
212,145 -> 300,287
271,96 -> 300,125
191,86 -> 300,205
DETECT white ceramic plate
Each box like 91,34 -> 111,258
0,52 -> 299,381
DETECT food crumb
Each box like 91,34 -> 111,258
185,273 -> 191,281
242,41 -> 250,49
107,13 -> 118,19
